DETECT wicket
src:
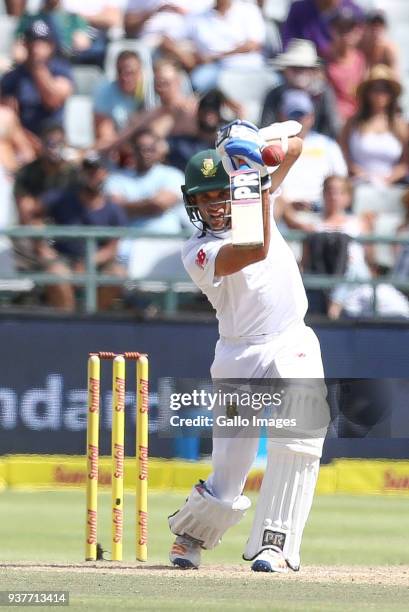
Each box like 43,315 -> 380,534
85,351 -> 149,562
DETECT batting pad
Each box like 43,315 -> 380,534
243,442 -> 321,569
168,482 -> 251,549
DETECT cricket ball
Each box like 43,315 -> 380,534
261,145 -> 285,167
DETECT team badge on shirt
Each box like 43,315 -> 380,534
195,248 -> 207,269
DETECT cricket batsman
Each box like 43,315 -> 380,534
168,120 -> 327,573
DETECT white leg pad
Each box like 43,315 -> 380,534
169,482 -> 251,549
243,440 -> 322,569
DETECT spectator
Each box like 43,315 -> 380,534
61,0 -> 124,66
276,89 -> 347,222
93,50 -> 149,148
325,7 -> 366,124
99,58 -> 199,150
261,38 -> 340,138
167,89 -> 232,172
152,60 -> 245,139
360,10 -> 400,77
105,128 -> 186,234
291,175 -> 373,317
5,0 -> 26,16
62,0 -> 123,25
1,20 -> 73,138
40,152 -> 127,311
104,63 -> 244,157
281,0 -> 364,59
161,0 -> 266,92
124,1 -> 213,46
339,65 -> 409,187
150,59 -> 198,138
334,283 -> 409,318
0,105 -> 36,173
14,1 -> 92,63
12,124 -> 81,311
298,175 -> 409,319
14,123 -> 78,225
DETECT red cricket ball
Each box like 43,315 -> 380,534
261,145 -> 285,166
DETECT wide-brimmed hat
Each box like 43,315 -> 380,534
357,65 -> 402,99
273,39 -> 321,69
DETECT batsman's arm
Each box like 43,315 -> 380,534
214,188 -> 271,277
270,136 -> 303,192
214,137 -> 303,277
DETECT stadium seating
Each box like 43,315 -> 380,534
26,0 -> 42,12
262,0 -> 292,22
123,238 -> 197,308
218,67 -> 279,124
72,65 -> 104,96
0,237 -> 34,295
353,184 -> 406,215
125,239 -> 189,284
63,95 -> 95,148
373,212 -> 404,268
0,14 -> 16,68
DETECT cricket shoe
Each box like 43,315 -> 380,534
169,535 -> 201,569
251,549 -> 289,573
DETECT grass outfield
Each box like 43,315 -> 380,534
0,491 -> 408,611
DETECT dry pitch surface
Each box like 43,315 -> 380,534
1,562 -> 408,612
1,562 -> 409,585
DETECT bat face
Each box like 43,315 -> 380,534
230,168 -> 264,248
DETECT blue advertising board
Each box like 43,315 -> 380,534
0,315 -> 408,460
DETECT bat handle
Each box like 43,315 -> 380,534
235,157 -> 250,171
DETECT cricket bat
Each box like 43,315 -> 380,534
230,120 -> 302,248
230,167 -> 263,248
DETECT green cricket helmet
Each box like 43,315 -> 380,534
182,149 -> 230,232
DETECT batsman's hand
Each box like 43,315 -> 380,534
216,120 -> 269,179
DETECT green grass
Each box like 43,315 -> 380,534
2,571 -> 408,612
0,491 -> 408,611
0,490 -> 408,565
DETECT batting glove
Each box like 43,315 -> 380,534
216,120 -> 271,190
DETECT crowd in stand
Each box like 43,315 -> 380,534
1,0 -> 409,318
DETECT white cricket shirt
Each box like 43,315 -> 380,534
182,205 -> 308,338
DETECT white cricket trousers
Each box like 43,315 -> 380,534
207,322 -> 325,502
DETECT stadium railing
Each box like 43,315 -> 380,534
1,225 -> 409,315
